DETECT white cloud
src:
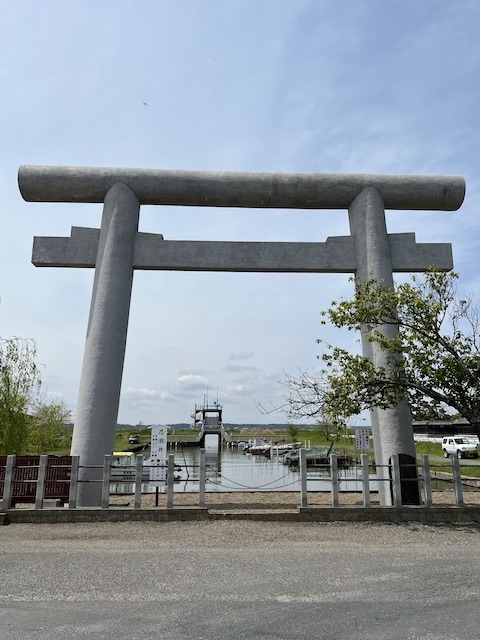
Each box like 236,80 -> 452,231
123,388 -> 161,399
223,364 -> 258,374
176,375 -> 209,391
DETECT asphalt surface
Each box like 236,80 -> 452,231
1,520 -> 480,640
427,454 -> 480,467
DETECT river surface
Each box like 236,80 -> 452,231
110,438 -> 480,495
111,436 -> 377,494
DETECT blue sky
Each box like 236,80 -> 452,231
1,0 -> 479,426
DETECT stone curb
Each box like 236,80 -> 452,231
209,506 -> 480,525
3,505 -> 480,526
2,507 -> 208,525
299,505 -> 480,525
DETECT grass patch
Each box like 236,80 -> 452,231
414,441 -> 443,457
114,427 -> 151,451
437,464 -> 480,479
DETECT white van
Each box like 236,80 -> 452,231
442,436 -> 478,459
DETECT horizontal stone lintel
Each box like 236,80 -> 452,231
19,165 -> 465,211
32,227 -> 453,273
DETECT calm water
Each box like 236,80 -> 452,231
111,438 -> 376,494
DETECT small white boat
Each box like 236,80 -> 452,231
244,441 -> 302,458
270,442 -> 301,456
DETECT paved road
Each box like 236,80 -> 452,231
426,454 -> 480,467
1,520 -> 480,640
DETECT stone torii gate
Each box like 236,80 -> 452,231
19,166 -> 465,506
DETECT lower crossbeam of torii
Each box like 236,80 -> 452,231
19,166 -> 466,506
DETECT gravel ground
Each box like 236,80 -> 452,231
13,489 -> 480,511
108,489 -> 480,510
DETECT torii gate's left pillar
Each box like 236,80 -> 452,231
70,183 -> 139,506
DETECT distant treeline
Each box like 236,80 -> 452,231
115,423 -> 317,430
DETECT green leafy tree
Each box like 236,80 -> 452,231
29,401 -> 71,454
409,399 -> 453,422
0,337 -> 41,454
284,270 -> 480,436
286,423 -> 300,442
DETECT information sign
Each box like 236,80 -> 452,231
149,425 -> 168,482
355,427 -> 370,451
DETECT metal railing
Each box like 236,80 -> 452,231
0,450 -> 475,510
298,451 -> 467,508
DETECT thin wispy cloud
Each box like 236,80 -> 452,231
227,352 -> 255,361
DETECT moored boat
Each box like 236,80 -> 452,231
283,445 -> 331,467
248,443 -> 271,456
283,445 -> 350,467
244,440 -> 302,457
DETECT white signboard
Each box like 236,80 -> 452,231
149,425 -> 168,482
355,427 -> 370,451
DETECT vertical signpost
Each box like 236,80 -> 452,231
149,425 -> 169,484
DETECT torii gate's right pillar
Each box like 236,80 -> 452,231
349,187 -> 418,505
